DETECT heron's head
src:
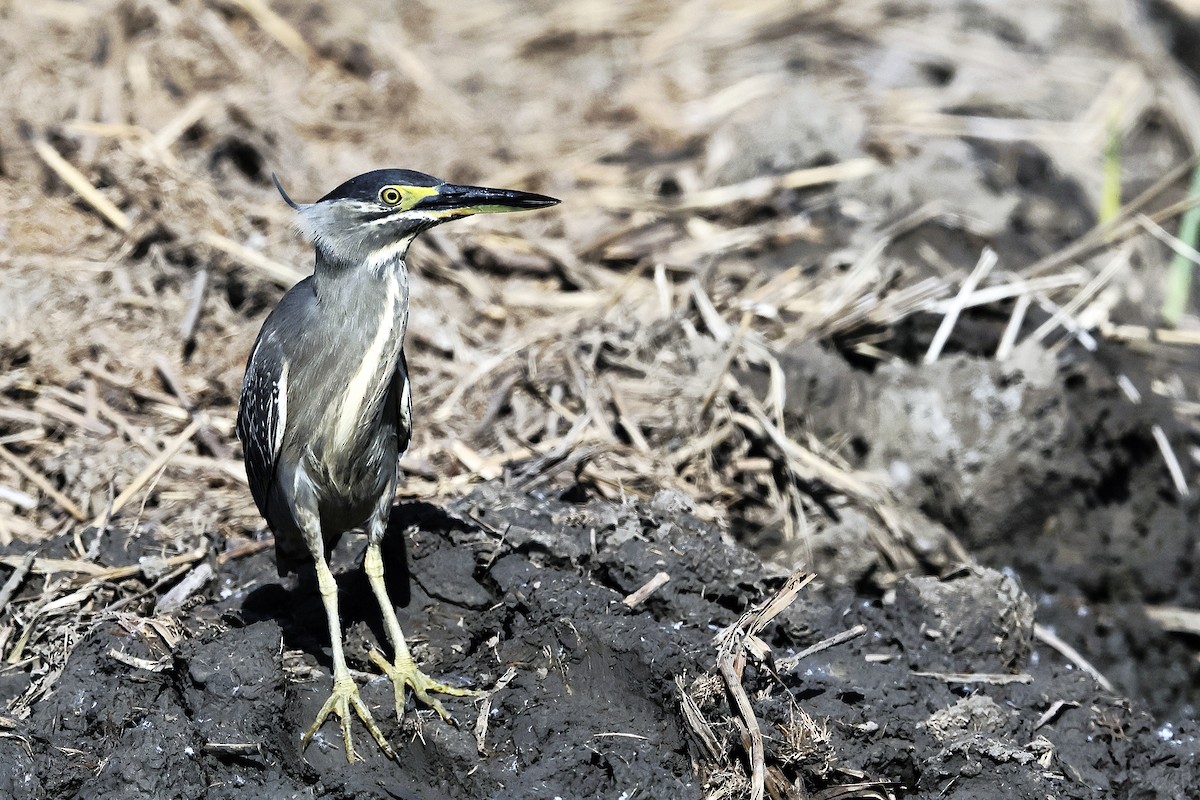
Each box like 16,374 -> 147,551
274,169 -> 558,270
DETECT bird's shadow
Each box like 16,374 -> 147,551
239,500 -> 468,667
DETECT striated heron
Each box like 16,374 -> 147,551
236,169 -> 558,761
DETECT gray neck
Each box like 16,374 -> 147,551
310,245 -> 412,454
311,242 -> 412,327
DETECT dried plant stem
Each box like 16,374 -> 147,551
31,136 -> 132,231
89,419 -> 202,531
0,446 -> 86,521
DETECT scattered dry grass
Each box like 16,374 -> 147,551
0,0 -> 1198,795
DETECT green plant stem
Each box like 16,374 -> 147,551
1163,164 -> 1200,327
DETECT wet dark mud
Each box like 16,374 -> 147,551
3,485 -> 1198,799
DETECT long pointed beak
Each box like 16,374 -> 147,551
415,183 -> 559,216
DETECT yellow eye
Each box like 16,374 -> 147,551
379,186 -> 402,205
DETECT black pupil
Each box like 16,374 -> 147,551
384,189 -> 399,203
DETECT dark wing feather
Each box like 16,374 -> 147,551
236,329 -> 285,522
394,349 -> 413,456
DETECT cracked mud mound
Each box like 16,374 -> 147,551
3,486 -> 1198,799
756,339 -> 1200,723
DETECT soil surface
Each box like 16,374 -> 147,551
2,0 -> 1200,799
3,487 -> 1199,799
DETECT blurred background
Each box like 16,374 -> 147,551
1,0 -> 1200,792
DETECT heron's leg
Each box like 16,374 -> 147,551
364,505 -> 479,723
293,474 -> 394,762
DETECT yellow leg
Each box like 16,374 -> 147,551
363,541 -> 479,723
300,555 -> 396,762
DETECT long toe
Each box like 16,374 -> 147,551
302,675 -> 396,762
369,650 -> 480,724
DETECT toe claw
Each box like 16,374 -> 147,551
302,675 -> 395,762
369,648 -> 479,726
302,653 -> 470,760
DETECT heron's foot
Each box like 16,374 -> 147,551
301,672 -> 395,762
369,649 -> 480,724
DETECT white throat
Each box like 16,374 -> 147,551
330,269 -> 407,450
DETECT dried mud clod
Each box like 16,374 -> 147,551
889,569 -> 1035,675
